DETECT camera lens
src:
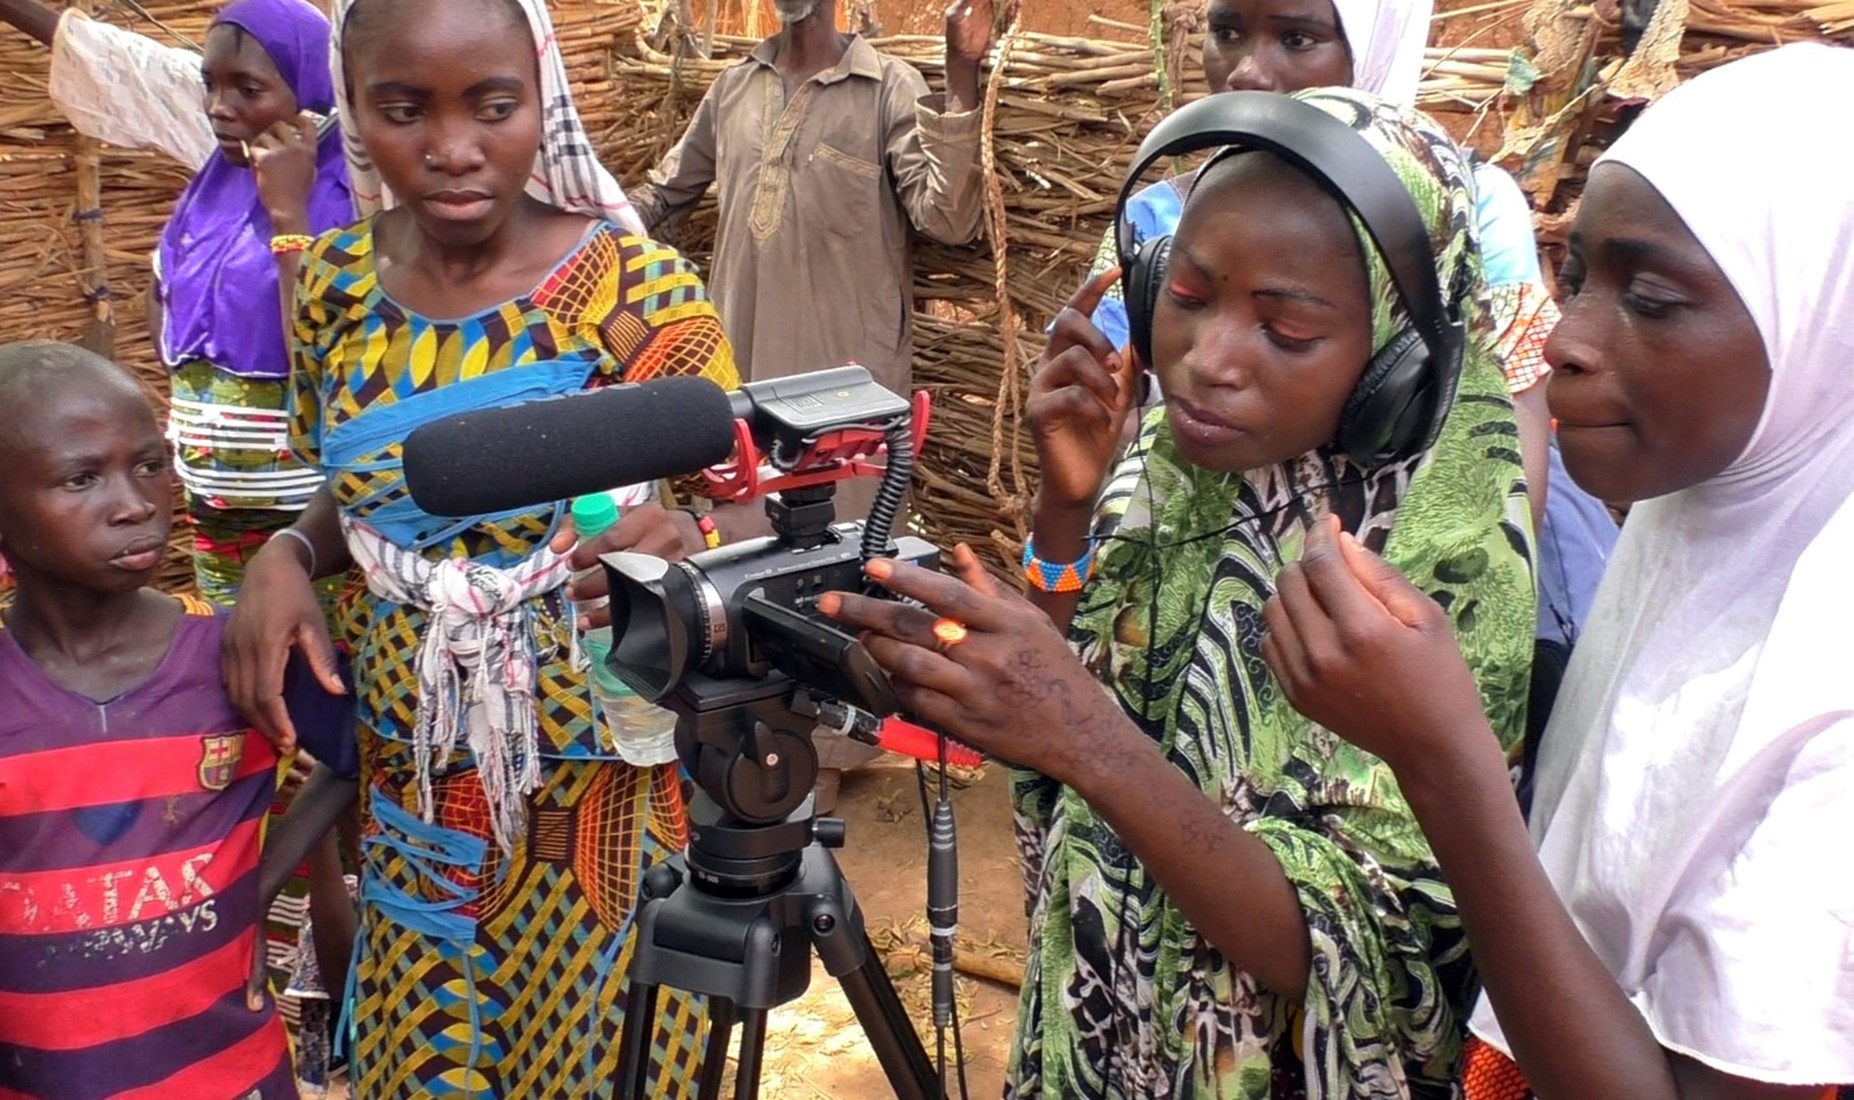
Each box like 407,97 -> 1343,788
604,552 -> 698,701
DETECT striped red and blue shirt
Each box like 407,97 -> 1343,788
0,595 -> 294,1099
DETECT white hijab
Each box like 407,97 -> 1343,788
1333,0 -> 1431,108
329,0 -> 644,234
1471,43 -> 1854,1083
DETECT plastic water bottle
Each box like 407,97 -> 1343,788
570,493 -> 679,766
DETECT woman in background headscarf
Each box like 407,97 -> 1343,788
1264,43 -> 1854,1099
224,0 -> 753,1093
0,0 -> 353,605
827,87 -> 1534,1098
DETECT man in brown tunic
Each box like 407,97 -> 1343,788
631,0 -> 992,403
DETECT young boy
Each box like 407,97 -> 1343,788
0,341 -> 294,1098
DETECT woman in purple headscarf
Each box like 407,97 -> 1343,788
1,0 -> 353,606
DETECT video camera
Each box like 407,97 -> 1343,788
600,369 -> 965,1100
404,364 -> 964,1097
600,367 -> 938,826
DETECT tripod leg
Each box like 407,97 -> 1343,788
696,996 -> 737,1100
733,1006 -> 769,1100
614,979 -> 661,1100
827,932 -> 941,1100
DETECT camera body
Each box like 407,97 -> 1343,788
598,366 -> 936,827
601,519 -> 939,717
601,511 -> 937,827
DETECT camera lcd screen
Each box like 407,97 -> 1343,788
740,591 -> 901,718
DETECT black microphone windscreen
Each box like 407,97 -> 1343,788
402,375 -> 738,517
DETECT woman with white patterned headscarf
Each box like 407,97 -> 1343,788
228,0 -> 747,1093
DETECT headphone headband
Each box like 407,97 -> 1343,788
1114,92 -> 1461,363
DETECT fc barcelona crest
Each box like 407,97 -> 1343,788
198,734 -> 245,791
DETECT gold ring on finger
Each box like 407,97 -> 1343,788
931,617 -> 969,655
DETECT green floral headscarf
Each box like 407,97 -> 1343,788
1008,89 -> 1535,1099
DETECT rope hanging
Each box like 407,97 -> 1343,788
981,0 -> 1030,547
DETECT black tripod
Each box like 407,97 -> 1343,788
612,693 -> 942,1100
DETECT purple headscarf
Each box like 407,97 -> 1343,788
155,0 -> 351,380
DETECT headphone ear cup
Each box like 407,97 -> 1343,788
1124,234 -> 1172,372
1337,327 -> 1435,469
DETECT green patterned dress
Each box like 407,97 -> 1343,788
1007,90 -> 1536,1099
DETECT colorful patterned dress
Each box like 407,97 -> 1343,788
165,360 -> 330,602
1006,91 -> 1537,1099
290,219 -> 737,1097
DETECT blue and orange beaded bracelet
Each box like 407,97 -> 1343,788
1021,536 -> 1098,593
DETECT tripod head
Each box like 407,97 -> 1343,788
616,680 -> 943,1100
667,679 -> 855,893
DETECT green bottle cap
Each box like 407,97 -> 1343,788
571,493 -> 622,538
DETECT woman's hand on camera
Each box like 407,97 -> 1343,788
551,503 -> 701,629
820,544 -> 1133,787
1261,517 -> 1490,776
1029,267 -> 1143,512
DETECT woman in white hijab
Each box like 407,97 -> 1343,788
1329,0 -> 1429,102
1261,42 -> 1854,1099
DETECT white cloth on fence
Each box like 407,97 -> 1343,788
49,10 -> 216,169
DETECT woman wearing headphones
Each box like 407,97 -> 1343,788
1086,0 -> 1619,680
823,89 -> 1533,1098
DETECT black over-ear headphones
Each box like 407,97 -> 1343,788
1115,91 -> 1466,469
